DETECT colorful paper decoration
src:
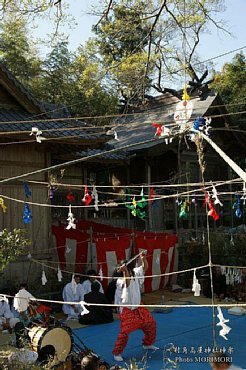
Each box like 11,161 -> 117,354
152,123 -> 163,137
138,187 -> 147,208
174,85 -> 193,128
66,204 -> 76,230
179,200 -> 188,219
204,192 -> 219,221
23,182 -> 32,198
0,197 -> 7,213
124,188 -> 147,220
29,127 -> 47,143
48,185 -> 56,201
216,307 -> 231,340
66,188 -> 75,203
152,123 -> 173,144
23,203 -> 32,224
233,195 -> 242,218
82,186 -> 93,206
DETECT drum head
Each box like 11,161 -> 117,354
28,326 -> 72,362
40,327 -> 72,362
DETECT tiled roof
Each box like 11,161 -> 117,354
76,148 -> 130,161
0,109 -> 108,141
107,92 -> 218,151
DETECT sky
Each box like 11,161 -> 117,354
34,0 -> 246,72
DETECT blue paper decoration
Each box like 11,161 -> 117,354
23,203 -> 32,224
233,195 -> 243,218
23,182 -> 32,198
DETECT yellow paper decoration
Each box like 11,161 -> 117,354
182,84 -> 190,101
0,197 -> 7,213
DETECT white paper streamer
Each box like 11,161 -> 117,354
216,307 -> 231,340
80,301 -> 90,316
92,186 -> 99,211
30,127 -> 47,143
71,274 -> 77,295
57,266 -> 62,282
192,269 -> 201,297
66,204 -> 76,230
41,270 -> 47,285
98,265 -> 103,281
211,183 -> 223,206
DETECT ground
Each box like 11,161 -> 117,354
0,288 -> 241,369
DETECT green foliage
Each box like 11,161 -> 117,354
92,0 -> 226,103
0,16 -> 41,85
0,229 -> 31,272
211,52 -> 246,126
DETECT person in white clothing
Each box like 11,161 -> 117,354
210,351 -> 243,370
0,296 -> 20,333
81,269 -> 104,300
112,252 -> 157,362
13,283 -> 35,323
62,274 -> 84,320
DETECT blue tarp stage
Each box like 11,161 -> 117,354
73,307 -> 246,369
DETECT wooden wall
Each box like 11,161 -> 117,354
0,144 -> 51,285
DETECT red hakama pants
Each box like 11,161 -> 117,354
112,306 -> 156,355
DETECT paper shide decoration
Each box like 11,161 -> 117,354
179,200 -> 188,219
233,195 -> 242,218
241,182 -> 246,205
98,266 -> 103,281
152,123 -> 173,144
23,203 -> 32,224
192,269 -> 201,296
216,307 -> 231,340
190,117 -> 212,140
174,85 -> 193,129
57,266 -> 62,282
92,186 -> 99,211
0,197 -> 7,213
82,186 -> 93,206
204,192 -> 219,221
41,270 -> 47,285
124,188 -> 147,220
80,301 -> 90,316
66,204 -> 76,229
66,188 -> 75,203
30,127 -> 47,143
211,183 -> 223,206
23,182 -> 32,198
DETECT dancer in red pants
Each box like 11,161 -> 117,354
112,252 -> 158,362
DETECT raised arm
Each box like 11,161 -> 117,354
140,252 -> 148,273
117,263 -> 130,287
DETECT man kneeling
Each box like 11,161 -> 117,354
79,282 -> 113,325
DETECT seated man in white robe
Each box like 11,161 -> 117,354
62,274 -> 84,320
13,283 -> 36,324
81,269 -> 104,301
0,296 -> 20,333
